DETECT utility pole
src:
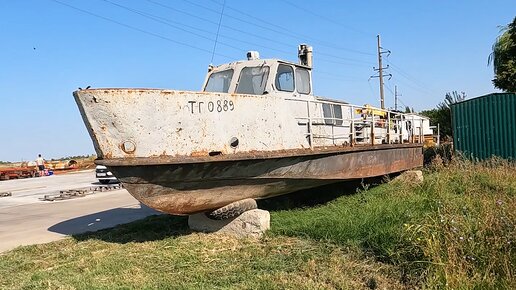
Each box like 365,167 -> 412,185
377,35 -> 385,109
394,85 -> 402,111
371,35 -> 391,109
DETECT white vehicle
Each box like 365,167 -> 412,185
95,165 -> 118,184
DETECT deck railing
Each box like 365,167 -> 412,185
285,98 -> 426,149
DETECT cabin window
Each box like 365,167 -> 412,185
236,66 -> 270,95
322,104 -> 343,126
275,64 -> 294,92
204,69 -> 234,93
295,68 -> 311,94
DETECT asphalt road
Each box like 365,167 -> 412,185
0,170 -> 159,253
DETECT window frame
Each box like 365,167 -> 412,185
204,69 -> 234,93
275,64 -> 295,92
295,67 -> 311,95
235,65 -> 270,95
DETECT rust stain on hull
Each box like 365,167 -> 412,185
108,144 -> 423,215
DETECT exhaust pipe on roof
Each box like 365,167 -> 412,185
298,44 -> 313,67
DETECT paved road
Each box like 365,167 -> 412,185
0,170 -> 159,253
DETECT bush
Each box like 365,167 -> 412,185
407,159 -> 516,289
270,158 -> 516,288
423,143 -> 453,166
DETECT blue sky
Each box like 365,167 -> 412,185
0,0 -> 514,162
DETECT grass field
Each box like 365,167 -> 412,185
1,159 -> 514,289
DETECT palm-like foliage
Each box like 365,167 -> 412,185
489,17 -> 516,92
420,91 -> 466,140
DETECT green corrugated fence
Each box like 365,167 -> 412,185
451,93 -> 516,160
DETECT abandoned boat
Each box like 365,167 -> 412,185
74,45 -> 425,215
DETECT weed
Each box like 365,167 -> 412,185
0,158 -> 514,289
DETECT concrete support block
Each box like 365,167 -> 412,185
188,209 -> 270,238
394,170 -> 424,184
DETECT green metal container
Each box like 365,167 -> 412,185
451,93 -> 516,160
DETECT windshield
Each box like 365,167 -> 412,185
235,66 -> 270,95
275,64 -> 294,92
204,69 -> 234,93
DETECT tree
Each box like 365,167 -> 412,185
420,91 -> 466,140
404,106 -> 414,113
489,17 -> 516,92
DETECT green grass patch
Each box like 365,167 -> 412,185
1,159 -> 515,289
1,224 -> 403,289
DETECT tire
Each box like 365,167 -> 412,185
99,179 -> 110,184
206,198 -> 258,220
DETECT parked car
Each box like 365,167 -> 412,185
95,165 -> 118,184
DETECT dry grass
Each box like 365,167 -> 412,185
408,158 -> 516,289
0,157 -> 514,289
0,232 -> 405,289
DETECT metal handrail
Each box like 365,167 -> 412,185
286,97 -> 426,147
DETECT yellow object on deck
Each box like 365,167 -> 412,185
355,104 -> 387,117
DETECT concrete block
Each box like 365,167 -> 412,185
394,170 -> 424,184
188,209 -> 270,238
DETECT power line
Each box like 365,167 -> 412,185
397,97 -> 409,111
385,82 -> 395,95
52,0 -> 376,71
278,0 -> 374,38
100,0 -> 306,60
210,0 -> 226,63
50,0 -> 234,60
101,0 -> 242,52
145,0 -> 295,51
390,74 -> 432,96
177,0 -> 309,44
204,0 -> 375,56
385,81 -> 410,111
315,70 -> 366,81
384,81 -> 396,109
367,79 -> 377,103
316,51 -> 375,65
314,75 -> 364,82
147,0 -> 375,65
386,58 -> 438,95
103,0 -> 370,67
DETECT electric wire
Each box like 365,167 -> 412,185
103,0 -> 294,57
111,0 -> 373,67
203,0 -> 375,56
385,80 -> 410,110
100,0 -> 372,68
316,70 -> 366,81
384,81 -> 396,108
49,0 -> 434,110
391,75 -> 432,97
145,0 -> 297,51
50,0 -> 235,60
278,0 -> 374,38
386,58 -> 438,95
101,0 -> 242,53
384,82 -> 395,95
397,98 -> 409,111
52,0 -> 377,86
147,0 -> 375,65
210,0 -> 226,63
367,78 -> 379,102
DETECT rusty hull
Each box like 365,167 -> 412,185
105,144 -> 422,215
